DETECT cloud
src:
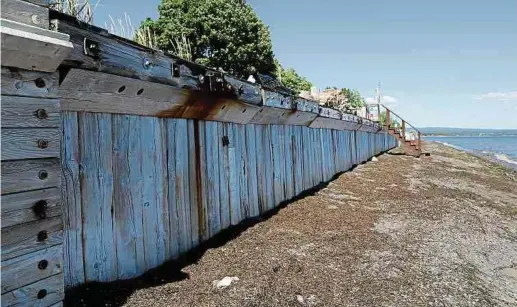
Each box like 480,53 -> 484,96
365,95 -> 398,106
473,91 -> 517,102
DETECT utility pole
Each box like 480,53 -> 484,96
376,82 -> 381,123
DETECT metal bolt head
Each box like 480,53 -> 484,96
35,109 -> 48,119
31,14 -> 41,25
37,139 -> 49,149
143,58 -> 152,69
199,75 -> 205,83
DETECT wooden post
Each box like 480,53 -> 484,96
386,109 -> 391,128
402,120 -> 406,140
418,132 -> 422,155
377,104 -> 381,124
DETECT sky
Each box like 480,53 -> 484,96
93,0 -> 517,129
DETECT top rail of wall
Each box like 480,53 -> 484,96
48,10 -> 386,134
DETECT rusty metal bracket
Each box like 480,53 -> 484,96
83,38 -> 100,59
198,70 -> 234,95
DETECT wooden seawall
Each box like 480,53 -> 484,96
0,2 -> 397,306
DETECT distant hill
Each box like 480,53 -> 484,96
418,127 -> 517,136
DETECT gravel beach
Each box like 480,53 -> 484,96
66,142 -> 517,307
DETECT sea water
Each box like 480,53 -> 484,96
424,136 -> 517,170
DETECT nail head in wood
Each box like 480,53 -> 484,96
37,289 -> 47,299
37,230 -> 48,242
38,259 -> 49,270
35,108 -> 48,119
38,170 -> 48,180
38,139 -> 49,149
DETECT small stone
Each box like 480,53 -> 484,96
371,156 -> 379,162
212,276 -> 239,290
328,205 -> 338,210
296,295 -> 305,305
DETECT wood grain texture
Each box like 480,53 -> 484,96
1,188 -> 60,228
111,115 -> 144,279
1,216 -> 62,261
205,121 -> 221,237
1,273 -> 64,307
1,244 -> 63,294
140,117 -> 169,270
218,122 -> 231,230
1,67 -> 58,98
60,112 -> 85,288
1,158 -> 60,195
196,121 -> 209,241
236,124 -> 250,219
245,124 -> 259,217
187,120 -> 200,247
227,123 -> 241,225
79,113 -> 116,282
1,96 -> 60,128
1,128 -> 60,160
1,0 -> 49,29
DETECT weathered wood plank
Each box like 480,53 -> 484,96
79,113 -> 116,282
236,124 -> 250,218
197,121 -> 209,241
1,188 -> 60,228
112,115 -> 142,279
205,121 -> 221,237
1,244 -> 63,294
1,0 -> 49,29
1,67 -> 58,98
140,117 -> 169,270
60,111 -> 84,288
218,122 -> 231,229
1,158 -> 60,195
1,18 -> 73,72
60,69 -> 260,124
1,128 -> 60,160
1,96 -> 60,128
1,273 -> 64,307
271,125 -> 284,205
254,125 -> 266,213
227,123 -> 242,225
264,125 -> 275,210
245,124 -> 259,217
293,126 -> 303,196
1,216 -> 62,261
187,119 -> 200,247
284,125 -> 295,200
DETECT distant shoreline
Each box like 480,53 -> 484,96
429,140 -> 517,172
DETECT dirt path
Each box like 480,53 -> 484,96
69,142 -> 517,307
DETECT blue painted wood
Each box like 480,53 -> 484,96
140,117 -> 168,270
254,125 -> 267,213
79,113 -> 116,282
112,115 -> 142,279
245,124 -> 260,217
165,119 -> 180,260
227,123 -> 242,225
197,121 -> 209,241
284,125 -> 295,200
218,122 -> 231,230
187,120 -> 200,247
264,125 -> 275,211
205,121 -> 221,237
271,125 -> 284,205
61,111 -> 85,288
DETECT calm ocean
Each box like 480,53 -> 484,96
424,136 -> 517,169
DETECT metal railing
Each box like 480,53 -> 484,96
367,103 -> 422,155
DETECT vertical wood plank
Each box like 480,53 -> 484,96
174,119 -> 192,253
61,111 -> 84,288
227,123 -> 242,225
218,122 -> 231,229
254,125 -> 267,214
293,126 -> 303,196
197,121 -> 209,240
245,124 -> 259,217
166,119 -> 180,260
237,124 -> 250,218
285,125 -> 295,200
264,125 -> 275,211
112,115 -> 140,279
271,125 -> 283,205
140,117 -> 169,270
126,116 -> 146,276
205,121 -> 221,237
187,120 -> 200,247
79,113 -> 116,282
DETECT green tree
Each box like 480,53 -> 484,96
142,0 -> 275,78
340,88 -> 365,108
276,64 -> 312,94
